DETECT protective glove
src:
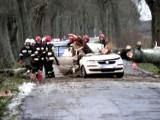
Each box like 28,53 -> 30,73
19,60 -> 22,64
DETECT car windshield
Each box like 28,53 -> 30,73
53,42 -> 104,57
86,43 -> 104,53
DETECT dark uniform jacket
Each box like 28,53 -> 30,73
99,39 -> 106,47
19,45 -> 33,64
32,43 -> 45,61
45,43 -> 55,61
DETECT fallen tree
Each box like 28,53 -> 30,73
127,47 -> 160,64
110,41 -> 160,65
0,68 -> 26,77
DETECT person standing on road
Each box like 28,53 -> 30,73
73,36 -> 85,66
42,36 -> 48,78
19,38 -> 33,73
30,38 -> 36,48
31,36 -> 45,78
67,34 -> 77,56
45,35 -> 55,78
67,34 -> 77,47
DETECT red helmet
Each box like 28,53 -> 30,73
83,35 -> 89,43
36,36 -> 41,41
83,35 -> 89,40
99,34 -> 105,39
45,35 -> 51,42
69,35 -> 76,42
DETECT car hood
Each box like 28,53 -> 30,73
83,53 -> 121,60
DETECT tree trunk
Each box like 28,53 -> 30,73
34,3 -> 47,36
128,48 -> 160,64
0,68 -> 26,77
0,16 -> 15,68
110,0 -> 120,43
145,0 -> 160,46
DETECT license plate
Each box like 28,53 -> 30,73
100,65 -> 115,69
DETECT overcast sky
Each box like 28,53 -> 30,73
136,0 -> 152,21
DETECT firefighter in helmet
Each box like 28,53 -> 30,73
73,36 -> 85,66
45,35 -> 55,78
68,34 -> 79,47
83,35 -> 90,44
99,33 -> 108,47
67,34 -> 77,56
31,36 -> 45,77
30,38 -> 36,48
42,36 -> 48,78
19,38 -> 33,73
82,35 -> 93,54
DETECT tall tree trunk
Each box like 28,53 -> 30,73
34,3 -> 47,36
146,0 -> 160,46
110,0 -> 120,43
0,16 -> 15,68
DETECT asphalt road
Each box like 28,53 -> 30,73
17,60 -> 160,120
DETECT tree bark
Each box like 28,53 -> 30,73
0,68 -> 26,77
0,16 -> 15,68
145,0 -> 160,46
127,48 -> 160,64
110,0 -> 120,43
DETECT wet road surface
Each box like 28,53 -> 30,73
17,60 -> 160,120
21,79 -> 160,120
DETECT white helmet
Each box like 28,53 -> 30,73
42,37 -> 46,42
30,38 -> 36,44
25,38 -> 31,43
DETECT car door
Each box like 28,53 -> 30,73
54,43 -> 75,74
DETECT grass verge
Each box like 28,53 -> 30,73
0,76 -> 24,119
137,63 -> 160,74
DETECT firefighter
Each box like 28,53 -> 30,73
82,35 -> 93,54
31,36 -> 45,78
30,38 -> 36,48
42,37 -> 46,44
99,33 -> 108,47
45,35 -> 55,78
19,38 -> 33,73
42,36 -> 48,78
67,34 -> 77,56
67,34 -> 77,47
73,36 -> 85,66
83,35 -> 90,44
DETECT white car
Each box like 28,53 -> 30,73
54,42 -> 124,77
79,43 -> 124,78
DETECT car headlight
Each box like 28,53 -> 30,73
116,58 -> 123,63
87,60 -> 97,64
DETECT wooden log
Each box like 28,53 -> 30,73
0,68 -> 26,77
127,48 -> 160,64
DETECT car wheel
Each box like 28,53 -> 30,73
116,72 -> 124,78
81,66 -> 87,78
